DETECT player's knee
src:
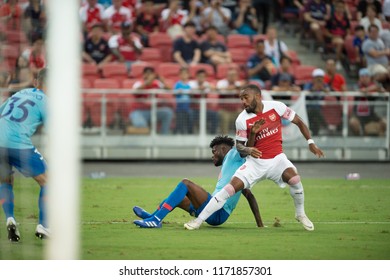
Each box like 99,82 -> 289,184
223,184 -> 236,197
288,175 -> 301,186
181,178 -> 193,186
34,173 -> 47,186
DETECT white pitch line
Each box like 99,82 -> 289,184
80,221 -> 390,225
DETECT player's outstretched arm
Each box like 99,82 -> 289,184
242,189 -> 264,227
291,114 -> 325,158
236,140 -> 262,158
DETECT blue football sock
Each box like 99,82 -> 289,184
39,186 -> 47,227
153,181 -> 188,221
150,200 -> 165,217
0,183 -> 14,218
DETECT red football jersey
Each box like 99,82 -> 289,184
236,101 -> 295,159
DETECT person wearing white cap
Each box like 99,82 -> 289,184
302,68 -> 330,136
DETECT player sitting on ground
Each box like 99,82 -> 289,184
133,135 -> 263,228
184,84 -> 325,231
0,68 -> 50,241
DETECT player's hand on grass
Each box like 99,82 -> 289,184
309,143 -> 325,158
251,119 -> 266,134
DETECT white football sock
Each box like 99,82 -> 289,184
289,182 -> 305,217
198,187 -> 231,221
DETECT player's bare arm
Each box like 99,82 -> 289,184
236,140 -> 262,158
291,114 -> 325,158
242,189 -> 264,228
247,119 -> 266,147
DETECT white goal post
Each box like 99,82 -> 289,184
46,0 -> 81,259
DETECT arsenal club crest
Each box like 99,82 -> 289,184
269,113 -> 276,121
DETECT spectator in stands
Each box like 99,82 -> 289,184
108,21 -> 142,71
183,0 -> 208,36
24,32 -> 46,77
8,67 -> 33,94
271,72 -> 300,94
252,0 -> 272,34
384,0 -> 390,22
247,39 -> 276,88
303,0 -> 331,52
200,25 -> 231,66
324,58 -> 347,92
0,0 -> 23,30
173,21 -> 201,68
103,0 -> 132,34
0,71 -> 11,100
129,67 -> 174,135
189,69 -> 219,134
79,0 -> 105,35
357,0 -> 382,21
221,0 -> 237,15
303,68 -> 329,136
362,24 -> 390,77
353,25 -> 368,68
161,0 -> 189,39
349,68 -> 386,136
135,0 -> 159,47
264,26 -> 288,68
23,0 -> 46,39
202,0 -> 232,36
216,67 -> 244,134
83,24 -> 112,70
270,56 -> 296,89
324,0 -> 350,71
173,67 -> 194,134
360,4 -> 383,33
232,0 -> 258,36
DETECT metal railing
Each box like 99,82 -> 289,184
1,88 -> 389,160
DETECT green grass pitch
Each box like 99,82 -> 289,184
1,177 -> 390,260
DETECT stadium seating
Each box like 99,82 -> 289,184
89,79 -> 121,127
284,50 -> 301,66
82,63 -> 101,85
4,30 -> 27,45
229,48 -> 254,65
188,63 -> 215,79
129,62 -> 154,78
139,47 -> 162,63
157,63 -> 181,79
251,34 -> 267,44
101,63 -> 129,84
293,65 -> 317,87
215,63 -> 240,80
148,32 -> 173,62
1,44 -> 20,69
226,34 -> 252,49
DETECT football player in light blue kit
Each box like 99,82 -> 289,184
133,136 -> 264,228
0,68 -> 49,242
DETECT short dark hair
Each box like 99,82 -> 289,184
280,55 -> 292,64
205,25 -> 218,32
209,135 -> 235,149
196,69 -> 206,75
143,66 -> 155,73
255,39 -> 265,46
184,21 -> 196,28
354,25 -> 365,32
240,84 -> 262,95
368,24 -> 379,32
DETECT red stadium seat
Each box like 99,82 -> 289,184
5,30 -> 27,45
139,47 -> 162,63
122,78 -> 138,89
149,32 -> 173,62
292,65 -> 316,86
215,63 -> 240,80
157,63 -> 181,79
199,33 -> 226,44
229,48 -> 254,65
284,50 -> 301,66
226,34 -> 252,49
90,79 -> 121,127
1,44 -> 20,69
101,63 -> 128,83
189,63 -> 215,79
82,63 -> 101,85
129,62 -> 154,78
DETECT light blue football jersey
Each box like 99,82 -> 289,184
212,147 -> 245,215
0,88 -> 47,149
